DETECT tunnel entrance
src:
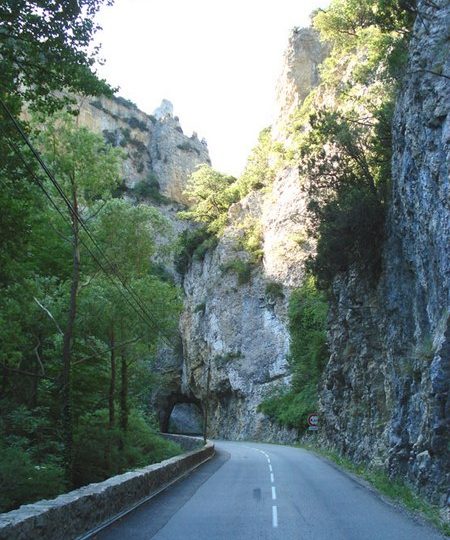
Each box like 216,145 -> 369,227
160,396 -> 204,436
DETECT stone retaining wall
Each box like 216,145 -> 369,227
0,441 -> 214,540
161,433 -> 203,451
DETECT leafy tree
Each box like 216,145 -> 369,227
234,127 -> 275,198
0,0 -> 114,114
36,114 -> 123,481
179,165 -> 237,235
290,0 -> 416,289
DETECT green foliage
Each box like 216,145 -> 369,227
265,282 -> 284,301
0,0 -> 114,113
220,260 -> 253,285
72,409 -> 181,486
37,113 -> 123,206
236,217 -> 264,262
0,118 -> 182,510
259,277 -> 328,431
194,302 -> 206,314
132,174 -> 169,204
288,0 -> 416,290
307,185 -> 386,289
179,165 -> 237,236
0,445 -> 65,512
174,227 -> 218,275
177,142 -> 200,156
233,127 -> 275,198
214,351 -> 243,366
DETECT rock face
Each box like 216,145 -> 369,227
177,31 -> 322,442
273,27 -> 326,140
319,0 -> 450,506
78,96 -> 209,203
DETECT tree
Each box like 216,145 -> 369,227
235,127 -> 275,198
36,114 -> 123,481
0,0 -> 114,114
87,200 -> 179,439
179,165 -> 237,235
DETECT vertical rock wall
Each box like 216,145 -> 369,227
178,31 -> 325,442
319,0 -> 450,505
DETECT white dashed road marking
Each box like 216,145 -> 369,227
272,486 -> 277,500
272,505 -> 278,528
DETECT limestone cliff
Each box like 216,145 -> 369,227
177,30 -> 325,442
78,95 -> 209,204
273,27 -> 327,141
319,0 -> 450,507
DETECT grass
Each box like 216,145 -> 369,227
299,442 -> 450,536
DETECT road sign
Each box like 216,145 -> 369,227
307,413 -> 319,427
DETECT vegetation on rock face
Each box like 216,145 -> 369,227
293,0 -> 415,289
0,0 -> 114,114
220,260 -> 253,285
233,127 -> 276,198
178,165 -> 237,236
132,174 -> 169,204
177,128 -> 277,269
259,277 -> 328,431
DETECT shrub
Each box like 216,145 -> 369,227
132,174 -> 169,204
307,185 -> 386,289
220,259 -> 253,285
237,217 -> 264,262
125,116 -> 148,131
194,302 -> 206,314
72,409 -> 181,487
258,277 -> 328,431
0,445 -> 65,512
177,142 -> 200,156
175,227 -> 217,275
265,282 -> 284,301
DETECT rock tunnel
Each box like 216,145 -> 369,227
159,394 -> 204,436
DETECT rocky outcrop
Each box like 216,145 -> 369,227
273,28 -> 326,140
319,0 -> 450,506
177,30 -> 322,442
78,96 -> 209,203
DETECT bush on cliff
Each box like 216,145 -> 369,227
259,277 -> 328,431
292,0 -> 415,290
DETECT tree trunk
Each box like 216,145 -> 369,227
108,326 -> 116,430
61,185 -> 80,485
120,351 -> 128,432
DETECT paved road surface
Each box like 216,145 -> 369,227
94,441 -> 446,540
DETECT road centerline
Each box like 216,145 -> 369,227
272,505 -> 278,528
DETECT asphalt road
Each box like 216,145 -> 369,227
94,441 -> 446,540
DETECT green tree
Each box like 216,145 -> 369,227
179,165 -> 237,235
0,0 -> 114,114
37,114 -> 123,481
259,278 -> 328,430
234,127 -> 275,198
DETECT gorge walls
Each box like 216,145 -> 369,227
319,0 -> 449,505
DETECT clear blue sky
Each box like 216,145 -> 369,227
94,0 -> 330,176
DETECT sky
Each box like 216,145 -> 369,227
94,0 -> 330,176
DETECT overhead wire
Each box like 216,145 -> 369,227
1,99 -> 176,347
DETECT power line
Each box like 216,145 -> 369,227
5,136 -> 166,338
1,102 -> 176,346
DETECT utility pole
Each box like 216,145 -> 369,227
203,358 -> 212,445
